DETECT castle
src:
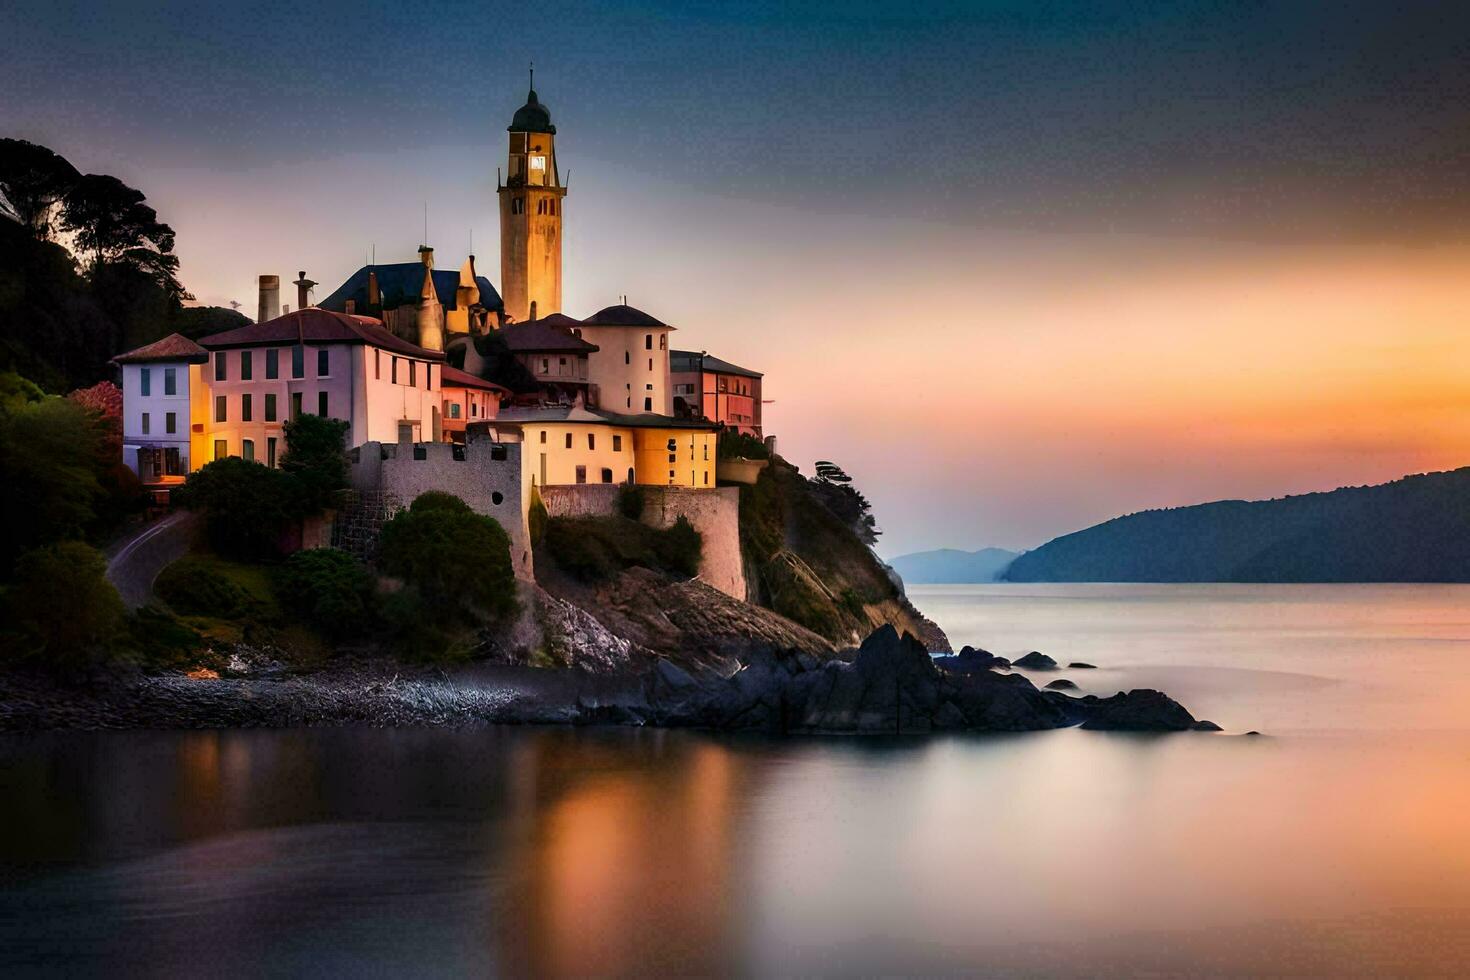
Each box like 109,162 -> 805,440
114,80 -> 765,596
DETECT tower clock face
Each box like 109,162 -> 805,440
529,155 -> 546,171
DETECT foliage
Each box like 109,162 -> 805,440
542,514 -> 703,582
0,393 -> 110,570
406,490 -> 472,516
155,555 -> 250,617
378,492 -> 518,624
59,173 -> 177,282
0,138 -> 79,238
810,459 -> 880,544
280,413 -> 349,514
616,483 -> 644,520
720,431 -> 769,460
3,542 -> 124,668
275,549 -> 375,639
123,605 -> 205,669
528,484 -> 549,545
173,457 -> 301,559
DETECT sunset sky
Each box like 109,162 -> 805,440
5,1 -> 1470,552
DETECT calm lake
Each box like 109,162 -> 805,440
3,584 -> 1470,977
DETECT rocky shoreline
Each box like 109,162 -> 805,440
0,627 -> 1225,735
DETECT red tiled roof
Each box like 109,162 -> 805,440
112,332 -> 210,364
440,364 -> 510,394
500,315 -> 599,353
197,308 -> 446,360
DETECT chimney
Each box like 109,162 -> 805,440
257,275 -> 280,323
292,270 -> 317,310
367,269 -> 380,307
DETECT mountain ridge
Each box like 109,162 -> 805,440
1005,467 -> 1470,582
888,547 -> 1019,584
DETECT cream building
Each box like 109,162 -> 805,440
572,304 -> 674,414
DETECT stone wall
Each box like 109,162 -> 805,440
540,484 -> 745,599
348,435 -> 532,578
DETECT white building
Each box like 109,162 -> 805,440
112,333 -> 208,487
573,304 -> 674,415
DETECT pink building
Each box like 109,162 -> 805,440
440,365 -> 508,442
194,308 -> 446,464
669,350 -> 763,437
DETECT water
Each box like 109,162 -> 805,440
3,584 -> 1470,977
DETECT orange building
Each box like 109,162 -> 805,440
669,350 -> 763,437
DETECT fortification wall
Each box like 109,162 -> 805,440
540,484 -> 745,599
348,436 -> 532,578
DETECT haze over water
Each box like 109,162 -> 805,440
4,584 -> 1470,976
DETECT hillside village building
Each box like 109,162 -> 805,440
116,80 -> 765,591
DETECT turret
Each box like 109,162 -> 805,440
416,246 -> 443,352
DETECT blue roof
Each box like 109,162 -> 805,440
318,263 -> 504,314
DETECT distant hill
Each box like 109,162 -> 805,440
1005,467 -> 1470,582
889,547 -> 1020,584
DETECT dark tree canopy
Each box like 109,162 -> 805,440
173,457 -> 301,559
0,138 -> 79,238
378,492 -> 517,623
59,173 -> 177,279
280,413 -> 350,514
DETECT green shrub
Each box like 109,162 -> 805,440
124,605 -> 205,669
616,483 -> 644,520
378,492 -> 518,624
280,413 -> 349,513
543,515 -> 703,583
276,548 -> 375,639
719,431 -> 769,460
155,554 -> 250,616
173,457 -> 301,559
3,542 -> 125,668
407,490 -> 473,516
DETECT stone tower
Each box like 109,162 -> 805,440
498,80 -> 565,323
416,245 -> 444,352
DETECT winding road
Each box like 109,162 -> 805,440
106,511 -> 199,609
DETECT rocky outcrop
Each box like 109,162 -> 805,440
1013,651 -> 1058,670
933,645 -> 1011,672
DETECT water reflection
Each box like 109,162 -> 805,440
2,586 -> 1470,976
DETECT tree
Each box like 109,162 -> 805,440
810,459 -> 880,545
276,549 -> 376,639
280,413 -> 349,514
4,541 -> 124,669
0,139 -> 79,239
378,492 -> 517,623
58,174 -> 178,287
173,457 -> 300,559
0,394 -> 108,570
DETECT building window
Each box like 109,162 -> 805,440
291,392 -> 303,418
242,439 -> 255,462
644,397 -> 653,411
291,345 -> 304,379
668,470 -> 675,482
165,412 -> 176,434
659,333 -> 667,350
265,393 -> 277,422
613,435 -> 622,451
512,197 -> 525,215
318,391 -> 328,417
624,351 -> 629,365
241,350 -> 253,380
449,403 -> 461,419
164,368 -> 176,396
539,430 -> 547,444
491,491 -> 504,505
601,468 -> 613,483
215,354 -> 226,381
317,349 -> 329,377
491,446 -> 508,461
648,358 -> 653,371
374,349 -> 380,380
645,334 -> 652,350
587,433 -> 595,450
409,361 -> 416,387
214,395 -> 226,423
139,367 -> 151,396
540,358 -> 549,373
267,437 -> 277,468
470,402 -> 477,417
141,412 -> 150,435
575,465 -> 587,484
646,383 -> 654,390
425,363 -> 432,389
626,397 -> 631,408
704,470 -> 709,485
564,433 -> 572,449
241,393 -> 252,422
391,357 -> 399,384
266,348 -> 279,379
214,439 -> 228,461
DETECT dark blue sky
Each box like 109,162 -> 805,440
7,0 -> 1470,241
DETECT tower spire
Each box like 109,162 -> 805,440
529,61 -> 534,93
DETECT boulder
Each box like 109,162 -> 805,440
1012,651 -> 1058,670
1044,678 -> 1078,691
934,645 -> 1011,673
1067,661 -> 1097,669
1077,689 -> 1199,731
1192,719 -> 1222,732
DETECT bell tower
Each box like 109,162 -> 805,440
499,70 -> 565,323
